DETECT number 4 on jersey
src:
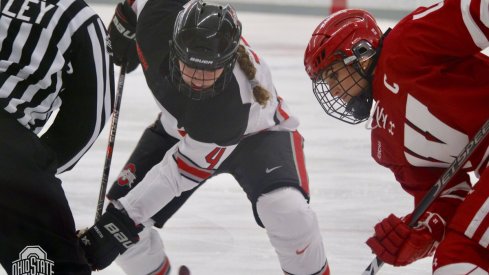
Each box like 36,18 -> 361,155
205,147 -> 226,169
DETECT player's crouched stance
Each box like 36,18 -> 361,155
79,1 -> 330,274
80,188 -> 329,275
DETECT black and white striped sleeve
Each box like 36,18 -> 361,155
41,15 -> 114,174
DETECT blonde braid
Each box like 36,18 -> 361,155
236,45 -> 270,106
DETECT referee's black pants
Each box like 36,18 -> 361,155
0,112 -> 90,274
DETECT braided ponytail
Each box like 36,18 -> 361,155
236,45 -> 270,106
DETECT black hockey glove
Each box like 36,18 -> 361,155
78,204 -> 143,270
108,1 -> 140,73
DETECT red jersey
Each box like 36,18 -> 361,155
370,0 -> 489,250
370,0 -> 489,202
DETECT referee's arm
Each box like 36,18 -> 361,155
41,17 -> 115,174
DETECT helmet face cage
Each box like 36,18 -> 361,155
304,9 -> 380,124
312,41 -> 375,124
169,44 -> 238,100
169,0 -> 242,100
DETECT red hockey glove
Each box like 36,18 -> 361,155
366,211 -> 446,266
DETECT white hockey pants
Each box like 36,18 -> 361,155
256,187 -> 329,275
115,220 -> 170,275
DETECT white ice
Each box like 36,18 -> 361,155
1,4 -> 434,275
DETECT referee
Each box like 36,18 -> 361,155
0,0 -> 114,273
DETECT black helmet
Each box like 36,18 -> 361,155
169,0 -> 242,100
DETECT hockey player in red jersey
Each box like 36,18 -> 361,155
77,1 -> 331,274
304,0 -> 489,273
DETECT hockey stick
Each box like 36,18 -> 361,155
362,118 -> 489,275
95,63 -> 127,222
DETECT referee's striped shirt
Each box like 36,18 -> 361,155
0,0 -> 114,173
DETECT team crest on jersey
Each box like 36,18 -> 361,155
117,163 -> 137,188
11,246 -> 54,275
367,101 -> 396,136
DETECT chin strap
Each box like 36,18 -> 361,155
350,28 -> 392,122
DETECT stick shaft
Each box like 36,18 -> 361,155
95,65 -> 127,222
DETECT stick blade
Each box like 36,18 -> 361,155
362,257 -> 383,275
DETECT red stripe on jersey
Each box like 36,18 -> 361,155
240,36 -> 250,46
178,129 -> 187,137
249,48 -> 260,64
238,37 -> 260,63
321,264 -> 330,275
176,155 -> 212,181
136,43 -> 149,71
277,97 -> 290,121
150,256 -> 171,275
292,131 -> 309,195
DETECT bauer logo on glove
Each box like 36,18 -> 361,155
104,222 -> 136,249
112,15 -> 136,40
78,203 -> 143,270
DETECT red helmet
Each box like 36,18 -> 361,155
303,9 -> 382,124
304,9 -> 382,79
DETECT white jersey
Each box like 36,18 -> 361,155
119,42 -> 299,224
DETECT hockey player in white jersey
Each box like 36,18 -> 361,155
78,1 -> 330,274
